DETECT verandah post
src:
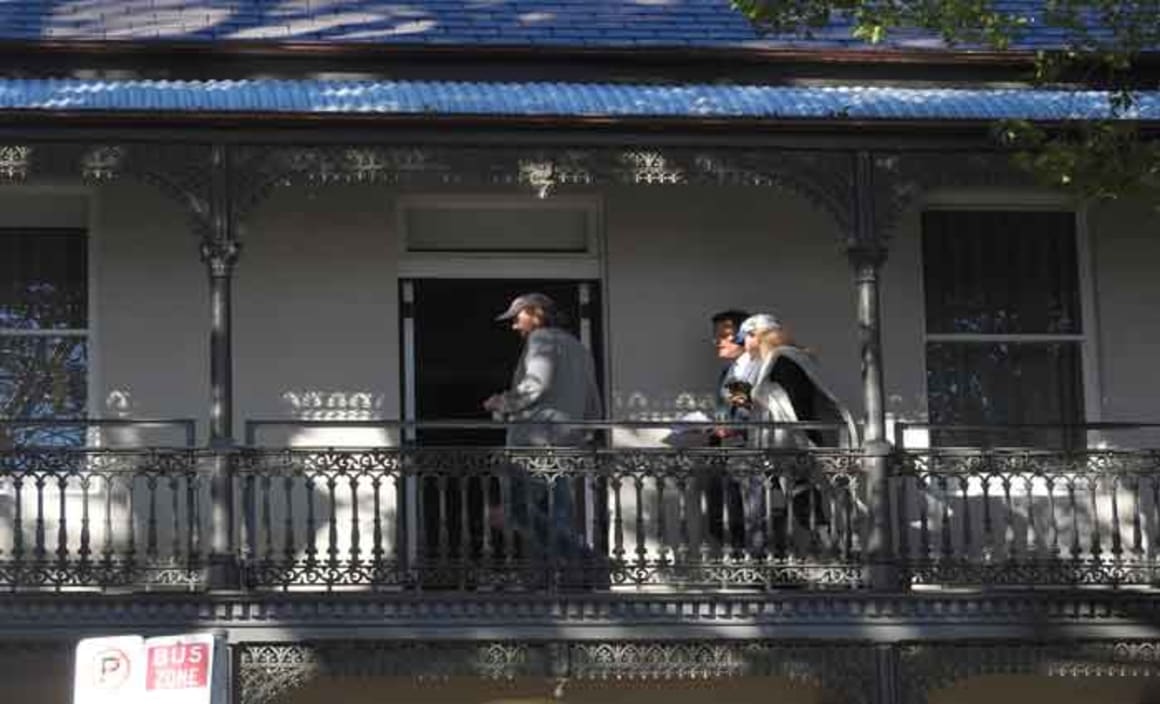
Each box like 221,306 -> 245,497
848,150 -> 898,591
202,143 -> 241,590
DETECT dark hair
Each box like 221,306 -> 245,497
711,309 -> 749,330
526,303 -> 559,328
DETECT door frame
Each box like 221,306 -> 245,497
398,277 -> 606,570
395,193 -> 604,280
393,193 -> 609,571
398,278 -> 604,428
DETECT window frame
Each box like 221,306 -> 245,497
0,187 -> 97,445
917,192 -> 1102,441
395,194 -> 603,280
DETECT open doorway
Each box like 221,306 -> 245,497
400,278 -> 605,575
401,278 -> 603,446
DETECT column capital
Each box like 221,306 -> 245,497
200,237 -> 241,277
847,243 -> 888,274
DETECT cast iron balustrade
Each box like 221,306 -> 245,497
2,419 -> 1160,592
895,422 -> 1160,587
0,419 -> 205,590
233,442 -> 867,592
896,448 -> 1160,588
0,446 -> 209,590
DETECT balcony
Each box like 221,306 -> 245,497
2,420 -> 1158,594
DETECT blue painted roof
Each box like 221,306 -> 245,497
0,1 -> 1128,51
0,79 -> 1156,121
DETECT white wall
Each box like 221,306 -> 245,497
22,178 -> 1150,447
603,185 -> 860,427
878,203 -> 936,438
235,184 -> 400,446
1088,200 -> 1160,421
94,180 -> 206,444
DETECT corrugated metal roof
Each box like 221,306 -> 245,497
0,78 -> 1156,121
0,1 -> 1130,51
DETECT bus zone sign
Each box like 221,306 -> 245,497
74,633 -> 227,704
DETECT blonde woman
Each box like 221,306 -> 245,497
736,314 -> 859,556
737,314 -> 858,450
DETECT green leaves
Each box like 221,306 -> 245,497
735,0 -> 1160,209
997,119 -> 1160,204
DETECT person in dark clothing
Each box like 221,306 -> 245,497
704,309 -> 753,554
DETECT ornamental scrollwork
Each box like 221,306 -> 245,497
200,237 -> 242,277
236,641 -> 537,704
237,643 -> 323,704
80,145 -> 127,182
230,144 -> 855,237
235,640 -> 877,704
0,144 -> 31,181
898,640 -> 1160,704
871,151 -> 1041,240
0,447 -> 210,590
0,141 -> 216,236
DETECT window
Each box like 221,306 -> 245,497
0,229 -> 88,446
404,205 -> 591,253
922,210 -> 1085,447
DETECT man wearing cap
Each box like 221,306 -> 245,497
702,310 -> 753,553
483,292 -> 602,446
710,309 -> 757,442
483,293 -> 602,572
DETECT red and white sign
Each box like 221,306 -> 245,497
75,633 -> 226,704
145,636 -> 213,693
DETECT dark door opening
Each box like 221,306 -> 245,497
403,278 -> 602,446
401,278 -> 604,573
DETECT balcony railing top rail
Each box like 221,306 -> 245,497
0,418 -> 198,448
894,421 -> 1160,452
243,418 -> 854,448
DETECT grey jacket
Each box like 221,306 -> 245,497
492,326 -> 603,447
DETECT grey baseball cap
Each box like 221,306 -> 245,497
496,292 -> 557,321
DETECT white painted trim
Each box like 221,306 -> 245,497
578,282 -> 592,350
926,333 -> 1085,343
401,281 -> 417,429
595,198 -> 612,421
393,192 -> 611,419
394,193 -> 602,279
1075,204 -> 1104,423
922,189 -> 1077,210
396,193 -> 602,251
397,255 -> 600,280
399,280 -> 418,571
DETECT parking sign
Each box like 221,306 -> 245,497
74,633 -> 227,704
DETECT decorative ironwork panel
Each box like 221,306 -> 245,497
4,445 -> 1160,592
0,142 -> 216,236
570,641 -> 877,704
237,641 -> 539,704
898,640 -> 1160,704
894,449 -> 1160,587
236,640 -> 877,704
231,145 -> 855,234
232,446 -> 868,592
872,151 -> 1040,240
0,447 -> 211,590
